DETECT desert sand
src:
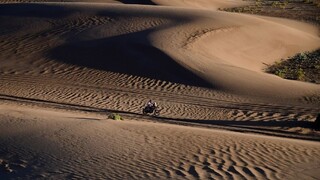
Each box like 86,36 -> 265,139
1,104 -> 320,179
0,0 -> 320,179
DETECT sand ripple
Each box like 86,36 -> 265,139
0,106 -> 319,179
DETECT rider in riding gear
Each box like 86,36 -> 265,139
143,99 -> 160,116
147,99 -> 153,108
146,99 -> 157,110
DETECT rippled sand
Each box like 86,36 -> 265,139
0,0 -> 319,179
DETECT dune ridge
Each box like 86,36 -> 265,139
1,0 -> 320,179
1,3 -> 319,97
0,2 -> 319,134
151,0 -> 249,10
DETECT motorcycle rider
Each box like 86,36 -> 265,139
143,99 -> 160,116
146,99 -> 157,111
146,99 -> 153,108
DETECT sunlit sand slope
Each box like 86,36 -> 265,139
0,104 -> 319,179
0,3 -> 319,134
1,2 -> 320,179
0,3 -> 319,98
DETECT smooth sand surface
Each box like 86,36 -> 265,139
0,0 -> 320,179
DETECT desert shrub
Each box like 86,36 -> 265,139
297,68 -> 305,80
266,49 -> 320,83
275,69 -> 286,78
108,113 -> 123,120
221,0 -> 320,25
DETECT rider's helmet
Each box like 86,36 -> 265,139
147,99 -> 153,107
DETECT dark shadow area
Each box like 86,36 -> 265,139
0,3 -> 74,19
117,0 -> 157,5
180,119 -> 314,129
49,29 -> 212,88
0,3 -> 209,87
0,3 -> 185,20
149,117 -> 319,141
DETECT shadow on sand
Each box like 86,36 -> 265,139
117,0 -> 157,5
0,3 -> 210,88
49,29 -> 212,88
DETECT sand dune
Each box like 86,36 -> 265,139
0,0 -> 246,8
0,0 -> 320,179
0,2 -> 319,134
1,104 -> 319,179
0,3 -> 319,97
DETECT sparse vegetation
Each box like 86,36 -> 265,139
221,2 -> 320,83
221,0 -> 320,25
108,113 -> 123,120
266,49 -> 320,83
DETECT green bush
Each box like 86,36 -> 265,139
275,69 -> 286,78
297,68 -> 305,80
108,113 -> 123,120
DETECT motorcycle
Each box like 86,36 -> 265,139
142,105 -> 161,116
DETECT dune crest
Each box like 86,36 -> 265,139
0,2 -> 319,100
152,0 -> 248,10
